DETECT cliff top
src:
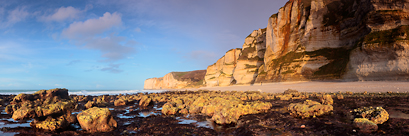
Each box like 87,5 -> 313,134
172,70 -> 206,82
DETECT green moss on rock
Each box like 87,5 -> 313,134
364,25 -> 409,45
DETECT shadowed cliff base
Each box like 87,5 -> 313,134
170,81 -> 409,94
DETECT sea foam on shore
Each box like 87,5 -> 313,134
0,89 -> 166,95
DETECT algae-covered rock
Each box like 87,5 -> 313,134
284,89 -> 298,95
353,118 -> 378,133
288,100 -> 333,118
320,95 -> 333,105
336,94 -> 344,99
351,106 -> 389,124
139,96 -> 152,107
11,106 -> 35,120
6,88 -> 78,131
31,116 -> 69,131
84,101 -> 95,109
162,103 -> 179,115
77,107 -> 117,132
12,101 -> 76,120
30,113 -> 76,131
161,92 -> 272,125
114,98 -> 128,106
5,104 -> 19,114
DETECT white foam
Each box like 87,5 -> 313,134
0,90 -> 166,96
0,91 -> 37,95
68,90 -> 166,96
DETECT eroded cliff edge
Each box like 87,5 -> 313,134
145,0 -> 409,89
144,70 -> 206,89
207,0 -> 409,87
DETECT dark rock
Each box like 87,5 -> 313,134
353,118 -> 378,133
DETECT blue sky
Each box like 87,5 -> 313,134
0,0 -> 286,90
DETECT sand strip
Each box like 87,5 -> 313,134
172,81 -> 409,93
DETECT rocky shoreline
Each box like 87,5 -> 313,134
0,88 -> 409,135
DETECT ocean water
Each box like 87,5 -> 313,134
0,89 -> 166,96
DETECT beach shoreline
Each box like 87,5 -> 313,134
168,81 -> 409,93
1,87 -> 409,135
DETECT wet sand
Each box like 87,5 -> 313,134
181,81 -> 409,93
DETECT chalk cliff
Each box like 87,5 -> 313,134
259,0 -> 409,82
145,0 -> 409,88
205,0 -> 409,87
144,70 -> 206,89
205,48 -> 241,87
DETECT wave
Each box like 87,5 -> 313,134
0,90 -> 166,96
68,90 -> 166,96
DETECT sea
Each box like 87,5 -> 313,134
0,89 -> 166,96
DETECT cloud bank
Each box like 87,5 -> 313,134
61,12 -> 136,63
1,7 -> 29,28
39,6 -> 82,22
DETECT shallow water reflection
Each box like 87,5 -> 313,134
0,121 -> 31,128
388,107 -> 409,119
117,114 -> 136,119
1,118 -> 19,123
176,117 -> 213,129
138,111 -> 160,117
153,105 -> 162,111
0,131 -> 19,136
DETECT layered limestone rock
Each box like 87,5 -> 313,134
145,0 -> 409,88
204,29 -> 266,87
233,29 -> 267,84
205,48 -> 242,87
259,0 -> 409,82
144,78 -> 163,90
144,70 -> 206,89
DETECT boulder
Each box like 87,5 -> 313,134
139,96 -> 152,107
5,88 -> 77,131
288,100 -> 333,118
84,101 -> 95,109
30,113 -> 77,131
336,94 -> 344,99
320,95 -> 333,105
162,103 -> 178,115
353,118 -> 378,133
351,106 -> 389,124
284,89 -> 299,95
11,101 -> 75,120
114,98 -> 128,106
77,107 -> 117,132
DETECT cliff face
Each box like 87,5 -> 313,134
206,0 -> 409,86
145,0 -> 409,88
233,29 -> 267,84
144,70 -> 206,89
204,48 -> 241,87
258,0 -> 409,82
203,29 -> 266,87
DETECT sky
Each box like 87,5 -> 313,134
0,0 -> 287,90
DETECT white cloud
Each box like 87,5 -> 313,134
67,60 -> 81,66
61,12 -> 136,69
86,34 -> 136,61
40,6 -> 82,22
96,84 -> 104,88
134,27 -> 141,32
62,12 -> 122,39
101,63 -> 123,73
0,7 -> 4,16
1,7 -> 29,28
